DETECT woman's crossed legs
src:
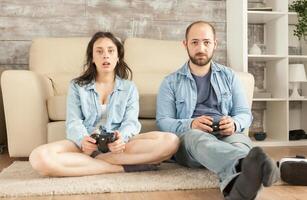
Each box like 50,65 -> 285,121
29,131 -> 179,177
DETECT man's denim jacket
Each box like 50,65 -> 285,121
66,77 -> 141,148
156,61 -> 253,137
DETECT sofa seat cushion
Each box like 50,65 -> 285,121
47,121 -> 66,143
139,94 -> 156,118
139,119 -> 158,133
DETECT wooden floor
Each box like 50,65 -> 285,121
1,146 -> 307,200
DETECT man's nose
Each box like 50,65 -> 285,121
198,43 -> 207,52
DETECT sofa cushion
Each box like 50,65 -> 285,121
124,38 -> 188,98
47,73 -> 79,95
124,38 -> 188,74
47,93 -> 158,121
47,95 -> 66,121
46,72 -> 254,122
30,38 -> 90,76
47,121 -> 66,143
139,93 -> 156,118
139,119 -> 158,133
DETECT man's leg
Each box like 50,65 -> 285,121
96,131 -> 179,165
220,133 -> 253,195
29,140 -> 124,177
218,133 -> 279,200
221,133 -> 253,153
225,147 -> 279,200
175,130 -> 249,189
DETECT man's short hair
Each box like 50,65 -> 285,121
185,21 -> 216,40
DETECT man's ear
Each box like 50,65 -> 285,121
183,40 -> 187,48
213,39 -> 217,50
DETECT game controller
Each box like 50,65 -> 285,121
90,130 -> 116,153
208,121 -> 224,139
210,121 -> 221,132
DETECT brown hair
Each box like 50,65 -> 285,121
74,31 -> 132,86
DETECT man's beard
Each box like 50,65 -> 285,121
188,52 -> 213,67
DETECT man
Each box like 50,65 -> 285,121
156,21 -> 279,199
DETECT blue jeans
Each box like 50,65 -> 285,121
175,129 -> 253,192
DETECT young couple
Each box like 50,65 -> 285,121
30,21 -> 279,200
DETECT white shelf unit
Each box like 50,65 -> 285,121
288,1 -> 307,146
226,0 -> 307,146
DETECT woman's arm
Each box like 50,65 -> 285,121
118,83 -> 141,142
65,82 -> 89,148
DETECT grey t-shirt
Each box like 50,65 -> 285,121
192,70 -> 223,122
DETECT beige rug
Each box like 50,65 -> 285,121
0,161 -> 219,197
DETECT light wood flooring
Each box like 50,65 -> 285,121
1,146 -> 307,200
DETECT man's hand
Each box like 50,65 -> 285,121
191,115 -> 214,132
219,116 -> 235,136
107,131 -> 126,153
81,135 -> 98,156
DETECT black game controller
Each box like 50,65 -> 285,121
209,121 -> 224,139
210,121 -> 221,132
90,131 -> 116,153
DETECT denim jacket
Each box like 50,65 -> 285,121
156,61 -> 252,137
66,76 -> 141,148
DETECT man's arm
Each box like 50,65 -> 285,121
156,78 -> 193,137
230,74 -> 253,133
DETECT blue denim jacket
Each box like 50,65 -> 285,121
66,76 -> 141,148
156,61 -> 252,137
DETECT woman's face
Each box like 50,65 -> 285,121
92,37 -> 119,75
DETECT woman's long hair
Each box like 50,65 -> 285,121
74,32 -> 132,86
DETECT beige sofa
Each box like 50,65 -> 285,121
1,37 -> 254,157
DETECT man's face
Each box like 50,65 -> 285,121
184,24 -> 217,67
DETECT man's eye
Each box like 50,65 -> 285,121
192,41 -> 198,45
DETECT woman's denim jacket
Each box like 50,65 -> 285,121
66,77 -> 141,147
156,61 -> 253,137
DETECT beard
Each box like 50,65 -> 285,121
188,51 -> 213,67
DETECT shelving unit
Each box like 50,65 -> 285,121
226,0 -> 307,146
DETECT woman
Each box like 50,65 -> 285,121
29,32 -> 179,177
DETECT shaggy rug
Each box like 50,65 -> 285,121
0,161 -> 219,197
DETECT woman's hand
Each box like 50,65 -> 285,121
107,131 -> 126,153
81,135 -> 98,156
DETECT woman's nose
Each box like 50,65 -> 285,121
102,52 -> 109,59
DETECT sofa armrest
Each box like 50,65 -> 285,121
1,70 -> 53,157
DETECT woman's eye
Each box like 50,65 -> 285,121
108,49 -> 114,54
